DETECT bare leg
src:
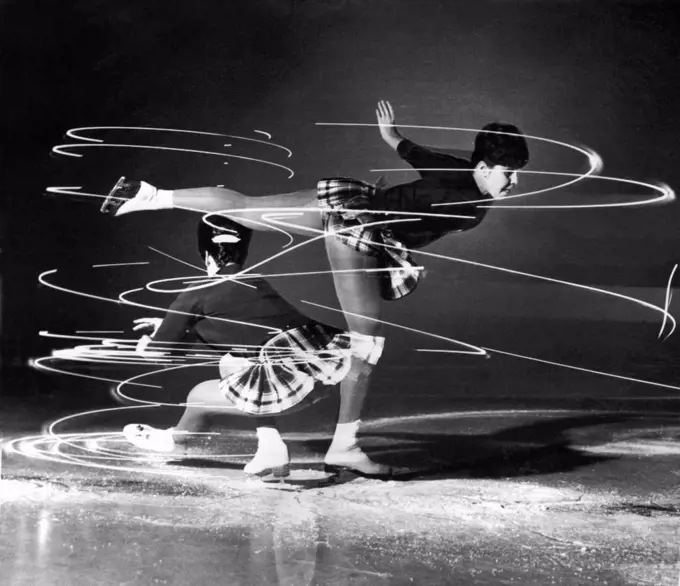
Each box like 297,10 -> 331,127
172,187 -> 323,237
171,380 -> 288,476
323,236 -> 390,476
152,184 -> 323,237
173,379 -> 242,437
324,236 -> 383,424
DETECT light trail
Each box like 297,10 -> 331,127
659,264 -> 678,341
51,143 -> 295,178
65,125 -> 291,157
93,262 -> 150,268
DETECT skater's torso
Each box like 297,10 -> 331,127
153,267 -> 315,356
371,139 -> 490,249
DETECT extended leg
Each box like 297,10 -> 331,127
103,177 -> 322,237
122,378 -> 236,453
173,379 -> 240,435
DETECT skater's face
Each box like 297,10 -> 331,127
477,163 -> 519,199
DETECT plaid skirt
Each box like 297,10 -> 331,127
317,178 -> 422,301
219,323 -> 384,416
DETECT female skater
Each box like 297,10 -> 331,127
124,215 -> 385,479
106,100 -> 530,476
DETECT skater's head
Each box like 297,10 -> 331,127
197,215 -> 253,276
471,122 -> 529,199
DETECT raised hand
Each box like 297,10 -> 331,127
376,100 -> 396,134
375,100 -> 403,151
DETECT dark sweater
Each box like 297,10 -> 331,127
153,266 -> 315,357
371,138 -> 490,249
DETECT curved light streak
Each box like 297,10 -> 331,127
52,143 -> 295,178
318,121 -> 598,163
201,211 -> 296,249
66,126 -> 233,143
318,121 -> 601,194
39,269 -> 125,307
222,135 -> 292,157
117,286 -> 280,333
409,247 -> 676,333
31,356 -> 162,388
65,125 -> 291,157
659,264 -> 678,341
369,169 -> 673,209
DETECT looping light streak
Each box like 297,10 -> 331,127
52,143 -> 295,178
65,125 -> 290,157
31,356 -> 162,388
321,121 -> 672,209
113,359 -> 223,408
222,135 -> 292,157
319,121 -> 602,200
52,143 -> 294,181
411,246 -> 676,334
66,126 -> 232,142
30,122 -> 676,479
201,211 -> 295,249
659,264 -> 677,342
118,286 -> 280,333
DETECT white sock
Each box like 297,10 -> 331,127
330,420 -> 360,450
137,181 -> 157,199
256,426 -> 284,446
157,189 -> 174,208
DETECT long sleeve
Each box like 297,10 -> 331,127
397,138 -> 464,177
152,291 -> 201,346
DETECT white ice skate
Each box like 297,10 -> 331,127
244,441 -> 290,479
324,444 -> 392,478
123,424 -> 176,453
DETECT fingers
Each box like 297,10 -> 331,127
132,324 -> 148,331
376,102 -> 386,122
376,100 -> 395,123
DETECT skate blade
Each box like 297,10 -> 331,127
246,464 -> 291,481
323,463 -> 394,481
100,176 -> 128,215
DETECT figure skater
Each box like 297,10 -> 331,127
106,100 -> 530,476
124,215 -> 385,479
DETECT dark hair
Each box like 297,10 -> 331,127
471,122 -> 529,169
197,214 -> 253,268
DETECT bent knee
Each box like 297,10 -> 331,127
349,332 -> 385,366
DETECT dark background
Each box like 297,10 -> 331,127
1,0 -> 679,397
